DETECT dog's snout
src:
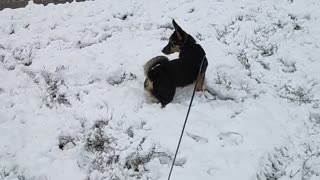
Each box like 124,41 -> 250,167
162,44 -> 170,55
161,48 -> 167,54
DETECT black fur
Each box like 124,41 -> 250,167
144,19 -> 208,107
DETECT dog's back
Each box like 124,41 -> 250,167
168,44 -> 207,87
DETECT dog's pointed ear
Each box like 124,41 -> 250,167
172,19 -> 180,30
172,19 -> 185,40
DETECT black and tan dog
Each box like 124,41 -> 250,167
144,19 -> 208,107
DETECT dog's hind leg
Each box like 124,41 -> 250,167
144,78 -> 153,92
153,78 -> 176,108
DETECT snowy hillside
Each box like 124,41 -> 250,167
0,0 -> 320,179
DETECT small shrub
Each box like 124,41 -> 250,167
41,67 -> 71,108
58,136 -> 76,150
278,85 -> 313,104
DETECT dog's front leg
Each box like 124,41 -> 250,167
196,73 -> 205,91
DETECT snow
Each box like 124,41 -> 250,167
0,0 -> 320,179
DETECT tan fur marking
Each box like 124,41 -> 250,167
144,78 -> 153,92
170,45 -> 180,53
196,74 -> 205,91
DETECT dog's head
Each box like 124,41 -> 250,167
162,19 -> 196,55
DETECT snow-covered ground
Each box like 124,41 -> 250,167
0,0 -> 320,179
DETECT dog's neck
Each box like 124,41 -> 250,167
179,36 -> 206,59
179,35 -> 198,57
181,34 -> 197,48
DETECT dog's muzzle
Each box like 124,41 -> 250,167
162,44 -> 171,55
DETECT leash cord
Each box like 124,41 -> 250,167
167,54 -> 206,180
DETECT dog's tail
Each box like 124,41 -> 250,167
144,56 -> 169,81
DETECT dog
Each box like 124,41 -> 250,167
144,19 -> 208,107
